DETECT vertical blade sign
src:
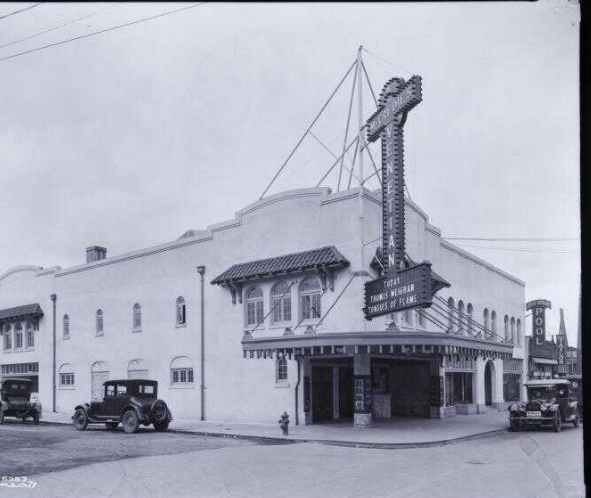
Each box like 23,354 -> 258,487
366,76 -> 422,274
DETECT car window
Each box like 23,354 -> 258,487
137,384 -> 156,396
116,384 -> 127,395
106,385 -> 116,397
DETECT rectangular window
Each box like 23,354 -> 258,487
171,368 -> 194,384
60,373 -> 75,386
247,301 -> 264,326
302,295 -> 320,320
106,385 -> 116,397
445,373 -> 454,406
452,373 -> 473,404
3,332 -> 11,350
26,329 -> 34,348
116,384 -> 127,395
273,298 -> 282,322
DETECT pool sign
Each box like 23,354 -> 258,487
526,299 -> 551,346
363,75 -> 444,320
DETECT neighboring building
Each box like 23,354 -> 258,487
527,336 -> 557,380
0,187 -> 527,425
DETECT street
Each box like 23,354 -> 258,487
0,421 -> 585,498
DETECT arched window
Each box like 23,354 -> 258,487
510,317 -> 515,342
95,309 -> 104,336
128,359 -> 149,379
245,286 -> 264,327
270,282 -> 292,324
491,311 -> 497,336
276,356 -> 288,383
171,356 -> 194,385
14,322 -> 23,349
467,303 -> 474,334
59,363 -> 75,388
63,314 -> 70,339
516,319 -> 522,346
504,315 -> 509,341
26,321 -> 35,348
3,324 -> 12,350
300,277 -> 321,321
457,301 -> 465,332
133,303 -> 142,331
447,297 -> 455,332
483,308 -> 489,335
176,296 -> 186,325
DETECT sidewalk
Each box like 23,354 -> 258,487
41,410 -> 510,448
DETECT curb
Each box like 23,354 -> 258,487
38,419 -> 509,449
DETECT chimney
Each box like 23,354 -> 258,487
86,246 -> 107,263
558,308 -> 567,336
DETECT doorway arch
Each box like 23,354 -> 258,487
484,360 -> 495,406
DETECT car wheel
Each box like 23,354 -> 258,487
32,412 -> 39,425
154,420 -> 170,432
105,422 -> 118,431
73,409 -> 88,431
572,414 -> 580,428
122,410 -> 139,434
553,413 -> 561,433
510,419 -> 521,432
0,411 -> 4,425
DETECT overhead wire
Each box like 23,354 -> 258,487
0,3 -> 41,21
0,3 -> 121,52
0,3 -> 208,64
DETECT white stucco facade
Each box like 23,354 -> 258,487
0,187 -> 526,424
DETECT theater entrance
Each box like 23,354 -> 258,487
312,366 -> 333,422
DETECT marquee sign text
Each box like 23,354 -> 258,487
526,299 -> 552,347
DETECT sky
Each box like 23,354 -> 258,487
0,1 -> 581,345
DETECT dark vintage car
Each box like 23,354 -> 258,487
508,379 -> 580,432
72,379 -> 172,434
0,378 -> 42,424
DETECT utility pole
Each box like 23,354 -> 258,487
197,266 -> 206,420
357,46 -> 366,331
50,293 -> 57,413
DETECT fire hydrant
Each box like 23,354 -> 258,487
278,411 -> 289,436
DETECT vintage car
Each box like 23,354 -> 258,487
0,378 -> 42,424
508,379 -> 580,432
72,379 -> 172,434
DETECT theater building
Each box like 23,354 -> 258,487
0,187 -> 527,424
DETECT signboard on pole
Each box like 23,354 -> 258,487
556,335 -> 566,365
526,299 -> 551,347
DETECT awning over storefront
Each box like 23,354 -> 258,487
532,357 -> 558,365
212,246 -> 350,285
0,303 -> 43,326
242,331 -> 514,360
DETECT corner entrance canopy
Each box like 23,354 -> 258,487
0,304 -> 43,326
211,246 -> 350,285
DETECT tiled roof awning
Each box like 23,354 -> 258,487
0,304 -> 44,325
212,246 -> 350,285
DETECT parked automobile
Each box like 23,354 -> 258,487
565,375 -> 583,418
0,378 -> 42,424
508,379 -> 580,432
72,379 -> 172,434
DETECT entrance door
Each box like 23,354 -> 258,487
91,371 -> 109,401
338,367 -> 354,419
484,361 -> 493,406
312,366 -> 332,422
391,361 -> 430,417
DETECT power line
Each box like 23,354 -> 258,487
362,47 -> 415,77
0,3 -> 41,21
453,244 -> 577,254
0,3 -> 208,64
0,4 -> 121,52
445,237 -> 578,242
